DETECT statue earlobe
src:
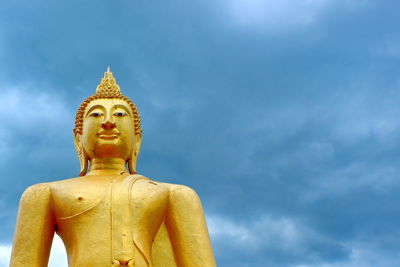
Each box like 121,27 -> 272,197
74,134 -> 88,176
128,158 -> 136,174
128,134 -> 142,174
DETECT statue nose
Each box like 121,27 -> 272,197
102,120 -> 116,130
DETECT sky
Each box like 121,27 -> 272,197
1,0 -> 400,266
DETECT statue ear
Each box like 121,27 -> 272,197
74,133 -> 88,176
128,134 -> 142,174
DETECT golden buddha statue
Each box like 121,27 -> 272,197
10,68 -> 216,267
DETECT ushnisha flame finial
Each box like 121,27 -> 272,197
95,66 -> 121,95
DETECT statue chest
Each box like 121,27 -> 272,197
51,176 -> 169,266
51,179 -> 109,220
51,177 -> 169,235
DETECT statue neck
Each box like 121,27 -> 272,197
86,158 -> 129,176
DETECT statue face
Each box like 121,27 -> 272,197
79,99 -> 139,160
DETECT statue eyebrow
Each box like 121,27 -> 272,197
112,104 -> 132,116
85,105 -> 105,118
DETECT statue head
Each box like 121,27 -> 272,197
73,67 -> 142,176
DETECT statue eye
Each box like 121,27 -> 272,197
114,112 -> 127,117
90,112 -> 103,117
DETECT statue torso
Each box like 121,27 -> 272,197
50,174 -> 169,267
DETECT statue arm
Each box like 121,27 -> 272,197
10,183 -> 55,267
165,185 -> 216,267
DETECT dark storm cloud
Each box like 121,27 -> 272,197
1,0 -> 400,266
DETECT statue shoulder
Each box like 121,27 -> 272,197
19,183 -> 53,209
20,178 -> 78,204
138,179 -> 200,201
161,183 -> 201,202
133,175 -> 170,196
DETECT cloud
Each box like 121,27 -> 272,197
0,83 -> 76,163
0,85 -> 73,157
0,244 -> 11,267
0,85 -> 71,130
295,242 -> 400,267
223,0 -> 371,32
208,213 -> 400,267
48,235 -> 68,267
208,214 -> 304,250
0,235 -> 67,267
207,214 -> 349,266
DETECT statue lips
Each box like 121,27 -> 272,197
97,130 -> 120,140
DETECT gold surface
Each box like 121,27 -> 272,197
10,68 -> 216,267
